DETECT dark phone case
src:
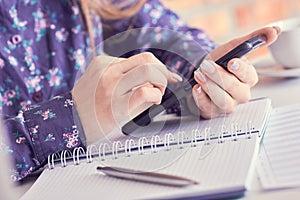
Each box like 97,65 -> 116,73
121,35 -> 267,135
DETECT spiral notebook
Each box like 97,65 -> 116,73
21,98 -> 271,200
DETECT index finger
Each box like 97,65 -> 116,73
113,52 -> 182,83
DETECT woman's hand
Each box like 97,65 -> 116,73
72,52 -> 182,145
188,26 -> 280,118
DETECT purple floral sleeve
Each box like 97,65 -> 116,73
3,93 -> 85,181
102,0 -> 217,79
0,0 -> 89,181
0,0 -> 219,181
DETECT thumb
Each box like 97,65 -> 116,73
210,26 -> 280,60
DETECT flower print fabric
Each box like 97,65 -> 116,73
0,0 -> 89,181
0,0 -> 216,181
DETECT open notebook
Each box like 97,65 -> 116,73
21,98 -> 271,200
256,104 -> 300,189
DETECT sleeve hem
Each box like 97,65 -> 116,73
22,92 -> 87,165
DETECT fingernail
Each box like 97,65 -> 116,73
194,70 -> 206,83
272,26 -> 281,34
200,60 -> 215,74
230,60 -> 239,70
172,73 -> 183,82
196,85 -> 201,94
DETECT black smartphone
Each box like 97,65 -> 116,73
121,34 -> 267,135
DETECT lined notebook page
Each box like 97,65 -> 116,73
257,104 -> 300,189
20,98 -> 271,200
21,133 -> 259,200
98,98 -> 271,148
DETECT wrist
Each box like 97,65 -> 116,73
71,88 -> 102,146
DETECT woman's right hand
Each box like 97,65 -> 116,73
72,52 -> 182,145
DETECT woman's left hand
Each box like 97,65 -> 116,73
188,26 -> 280,118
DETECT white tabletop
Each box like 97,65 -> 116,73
253,76 -> 300,107
14,54 -> 300,199
251,53 -> 300,107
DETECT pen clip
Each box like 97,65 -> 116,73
97,166 -> 198,187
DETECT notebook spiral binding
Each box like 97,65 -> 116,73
47,121 -> 256,170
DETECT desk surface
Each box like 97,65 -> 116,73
253,76 -> 300,107
252,54 -> 300,108
14,54 -> 300,199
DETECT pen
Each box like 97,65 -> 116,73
97,166 -> 198,187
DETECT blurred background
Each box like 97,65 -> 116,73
162,0 -> 300,57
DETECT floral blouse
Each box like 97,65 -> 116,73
0,0 -> 215,181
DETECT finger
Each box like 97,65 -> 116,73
117,52 -> 163,73
227,58 -> 258,87
191,85 -> 221,119
117,86 -> 162,119
194,72 -> 237,114
112,52 -> 182,83
204,81 -> 237,115
85,55 -> 125,79
241,26 -> 280,45
198,60 -> 252,103
131,82 -> 153,91
129,86 -> 163,108
92,54 -> 125,66
210,27 -> 280,60
115,64 -> 168,95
